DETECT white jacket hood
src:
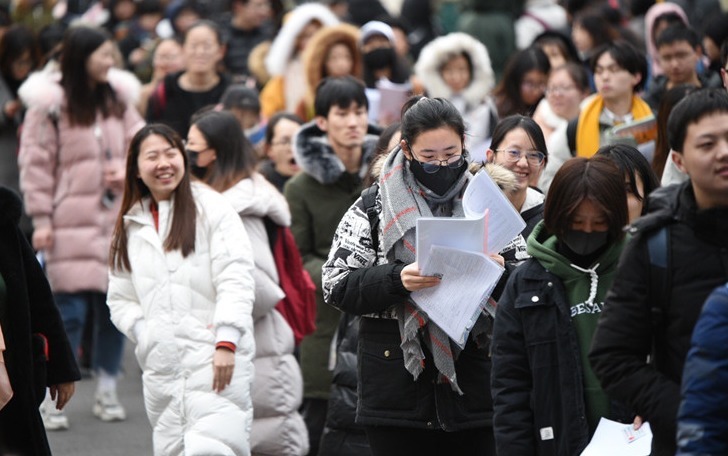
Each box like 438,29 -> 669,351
415,32 -> 495,104
265,3 -> 339,77
223,173 -> 292,227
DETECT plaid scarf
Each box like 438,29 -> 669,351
379,146 -> 479,394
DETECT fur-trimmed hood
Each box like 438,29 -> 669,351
0,186 -> 22,225
293,120 -> 381,185
302,23 -> 362,94
415,32 -> 495,105
265,3 -> 339,77
18,67 -> 142,115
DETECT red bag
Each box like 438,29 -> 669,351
270,223 -> 316,344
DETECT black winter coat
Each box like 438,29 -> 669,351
0,187 -> 80,456
491,258 -> 631,456
318,313 -> 372,456
325,195 -> 493,432
589,182 -> 728,456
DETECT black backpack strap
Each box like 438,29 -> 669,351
646,225 -> 671,365
567,117 -> 579,157
360,183 -> 380,254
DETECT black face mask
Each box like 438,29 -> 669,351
560,230 -> 609,256
363,47 -> 396,70
186,149 -> 207,179
409,158 -> 466,196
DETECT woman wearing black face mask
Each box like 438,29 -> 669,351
184,110 -> 309,455
322,96 -> 501,455
491,156 -> 634,456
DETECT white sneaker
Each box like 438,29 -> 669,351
93,390 -> 126,422
40,396 -> 70,431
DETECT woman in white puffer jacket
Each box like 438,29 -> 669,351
187,110 -> 308,456
107,123 -> 256,456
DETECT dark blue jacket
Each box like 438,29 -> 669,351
677,283 -> 728,455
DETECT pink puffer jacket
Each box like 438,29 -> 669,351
18,68 -> 145,293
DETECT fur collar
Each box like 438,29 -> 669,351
0,186 -> 22,225
414,32 -> 494,106
18,67 -> 142,115
264,3 -> 339,77
293,120 -> 381,185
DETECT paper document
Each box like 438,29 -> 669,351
580,418 -> 652,456
375,78 -> 411,124
416,210 -> 488,267
462,170 -> 526,253
412,245 -> 503,347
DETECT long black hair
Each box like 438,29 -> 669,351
60,26 -> 125,126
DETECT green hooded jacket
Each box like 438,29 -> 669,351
527,221 -> 628,432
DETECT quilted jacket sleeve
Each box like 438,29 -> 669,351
322,198 -> 409,315
17,107 -> 59,229
107,266 -> 144,343
206,191 -> 256,340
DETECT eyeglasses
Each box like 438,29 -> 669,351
493,149 -> 545,166
411,148 -> 464,173
545,85 -> 577,96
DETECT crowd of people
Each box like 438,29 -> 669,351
0,0 -> 727,455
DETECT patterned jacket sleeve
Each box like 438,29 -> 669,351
322,196 -> 409,316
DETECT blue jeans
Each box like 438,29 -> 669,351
54,292 -> 125,376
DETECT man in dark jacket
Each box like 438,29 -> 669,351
589,88 -> 728,456
284,76 -> 379,455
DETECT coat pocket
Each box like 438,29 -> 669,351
358,338 -> 418,412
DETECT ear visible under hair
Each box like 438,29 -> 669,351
315,116 -> 328,132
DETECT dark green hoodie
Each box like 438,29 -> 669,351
526,221 -> 628,433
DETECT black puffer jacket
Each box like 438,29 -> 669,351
318,313 -> 371,456
590,182 -> 728,456
323,189 -> 493,432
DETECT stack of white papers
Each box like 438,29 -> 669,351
411,170 -> 526,346
580,418 -> 652,456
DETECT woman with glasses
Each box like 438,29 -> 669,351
491,156 -> 633,456
322,96 -> 498,455
492,47 -> 551,118
146,20 -> 230,137
533,63 -> 591,144
485,115 -> 548,298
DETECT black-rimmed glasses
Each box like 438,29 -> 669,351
411,149 -> 464,174
493,149 -> 545,166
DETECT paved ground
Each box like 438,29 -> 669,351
47,343 -> 154,455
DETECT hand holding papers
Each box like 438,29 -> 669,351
580,418 -> 653,456
415,245 -> 503,347
412,170 -> 526,346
